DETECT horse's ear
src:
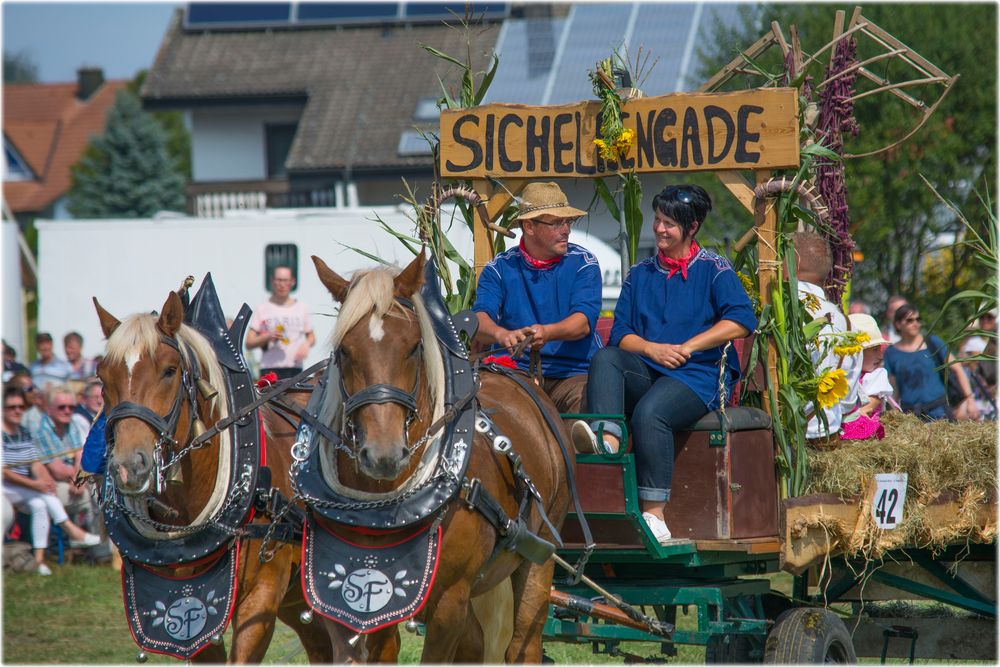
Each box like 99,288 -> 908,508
156,291 -> 184,337
312,255 -> 350,302
93,297 -> 121,338
394,252 -> 426,299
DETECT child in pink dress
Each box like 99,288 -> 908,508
842,314 -> 893,440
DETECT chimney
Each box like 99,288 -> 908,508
76,67 -> 104,101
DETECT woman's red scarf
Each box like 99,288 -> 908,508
658,241 -> 700,280
519,238 -> 562,269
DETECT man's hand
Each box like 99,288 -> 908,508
34,478 -> 57,494
293,343 -> 310,363
495,326 -> 533,353
644,342 -> 692,369
525,324 -> 552,350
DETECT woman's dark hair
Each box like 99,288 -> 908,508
3,385 -> 26,405
893,303 -> 919,325
651,184 -> 712,237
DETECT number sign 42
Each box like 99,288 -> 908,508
873,473 -> 908,529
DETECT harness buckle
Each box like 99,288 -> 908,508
492,435 -> 512,453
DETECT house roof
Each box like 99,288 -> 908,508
142,9 -> 499,173
4,79 -> 129,214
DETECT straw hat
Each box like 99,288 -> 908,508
848,313 -> 889,348
516,182 -> 587,222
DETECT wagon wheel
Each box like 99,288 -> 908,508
763,607 -> 856,664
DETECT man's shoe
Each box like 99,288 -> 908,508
69,532 -> 101,548
36,563 -> 52,576
642,512 -> 673,545
571,421 -> 613,454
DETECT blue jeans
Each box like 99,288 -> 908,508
586,347 -> 708,502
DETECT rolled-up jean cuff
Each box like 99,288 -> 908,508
638,487 -> 670,503
589,420 -> 622,440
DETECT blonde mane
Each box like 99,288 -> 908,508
326,267 -> 444,423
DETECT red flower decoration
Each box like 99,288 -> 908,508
256,372 -> 279,389
482,355 -> 518,369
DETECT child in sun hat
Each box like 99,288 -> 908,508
841,313 -> 894,440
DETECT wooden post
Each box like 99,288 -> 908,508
471,179 -> 527,279
755,170 -> 780,416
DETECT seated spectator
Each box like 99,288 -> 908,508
881,295 -> 908,345
30,333 -> 72,390
572,185 -> 756,544
885,305 -> 978,421
2,341 -> 29,384
3,387 -> 100,575
71,380 -> 103,442
7,371 -> 43,435
35,385 -> 98,535
64,332 -> 97,381
841,315 -> 893,441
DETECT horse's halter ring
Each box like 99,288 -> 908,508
337,296 -> 426,458
105,334 -> 204,496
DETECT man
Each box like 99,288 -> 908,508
71,380 -> 103,442
30,333 -> 72,390
34,384 -> 98,534
246,266 -> 316,380
792,231 -> 862,445
882,295 -> 908,344
2,340 -> 29,383
8,370 -> 44,435
63,332 -> 97,380
473,181 -> 602,413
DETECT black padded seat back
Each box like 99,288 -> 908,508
685,406 -> 771,433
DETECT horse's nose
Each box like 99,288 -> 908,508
358,445 -> 405,480
117,450 -> 151,488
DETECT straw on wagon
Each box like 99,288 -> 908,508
795,412 -> 997,561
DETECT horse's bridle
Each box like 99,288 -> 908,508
105,334 -> 204,496
337,296 -> 426,456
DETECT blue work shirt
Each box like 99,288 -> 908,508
610,249 -> 757,409
81,411 -> 107,474
474,243 -> 603,378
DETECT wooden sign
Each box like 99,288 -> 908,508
440,88 -> 799,178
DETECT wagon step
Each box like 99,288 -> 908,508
549,589 -> 674,638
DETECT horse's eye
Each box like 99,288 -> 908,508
162,366 -> 178,379
409,344 -> 421,358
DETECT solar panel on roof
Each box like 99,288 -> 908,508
402,2 -> 507,21
296,3 -> 400,23
185,3 -> 291,28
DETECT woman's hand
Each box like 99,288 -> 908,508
644,342 -> 691,369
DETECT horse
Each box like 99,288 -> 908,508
94,289 -> 330,663
303,252 -> 571,662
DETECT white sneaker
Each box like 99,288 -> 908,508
69,532 -> 101,548
36,563 -> 52,576
642,512 -> 673,545
571,421 -> 614,454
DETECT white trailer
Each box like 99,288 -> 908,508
35,207 -> 622,369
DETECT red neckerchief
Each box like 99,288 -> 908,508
519,238 -> 562,269
658,241 -> 700,280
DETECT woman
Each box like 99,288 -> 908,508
884,304 -> 978,421
571,185 -> 757,544
2,386 -> 100,575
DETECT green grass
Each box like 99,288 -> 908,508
3,561 -> 709,664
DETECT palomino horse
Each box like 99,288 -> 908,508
305,253 -> 571,662
94,290 -> 329,663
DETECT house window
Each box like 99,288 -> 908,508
265,123 -> 298,178
265,244 -> 299,291
3,141 -> 33,182
413,96 -> 440,122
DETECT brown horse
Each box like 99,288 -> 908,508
306,252 -> 571,662
94,292 -> 330,663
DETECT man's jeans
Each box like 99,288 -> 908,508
586,347 -> 708,503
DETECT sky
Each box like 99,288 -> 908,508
3,2 -> 179,83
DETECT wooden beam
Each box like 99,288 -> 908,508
860,20 -> 949,79
854,66 -> 928,109
698,32 -> 778,93
472,179 -> 498,279
714,170 -> 756,216
755,170 -> 780,418
771,21 -> 789,57
830,9 -> 845,68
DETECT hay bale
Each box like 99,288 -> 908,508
800,413 -> 997,558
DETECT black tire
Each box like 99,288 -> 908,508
763,607 -> 856,664
706,634 -> 762,663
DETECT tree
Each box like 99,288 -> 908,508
3,50 -> 39,83
129,70 -> 192,178
695,4 -> 997,332
67,89 -> 186,218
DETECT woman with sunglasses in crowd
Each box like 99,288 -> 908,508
571,184 -> 756,544
884,304 -> 979,421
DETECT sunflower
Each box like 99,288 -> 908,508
615,128 -> 635,158
832,331 -> 870,358
592,138 -> 615,161
816,368 -> 848,409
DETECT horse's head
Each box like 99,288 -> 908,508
94,292 -> 223,502
313,253 -> 440,483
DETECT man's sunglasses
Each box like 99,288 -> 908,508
530,219 -> 576,230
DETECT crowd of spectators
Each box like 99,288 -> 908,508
2,332 -> 107,575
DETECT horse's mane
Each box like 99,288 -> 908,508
326,267 -> 445,422
105,314 -> 231,424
